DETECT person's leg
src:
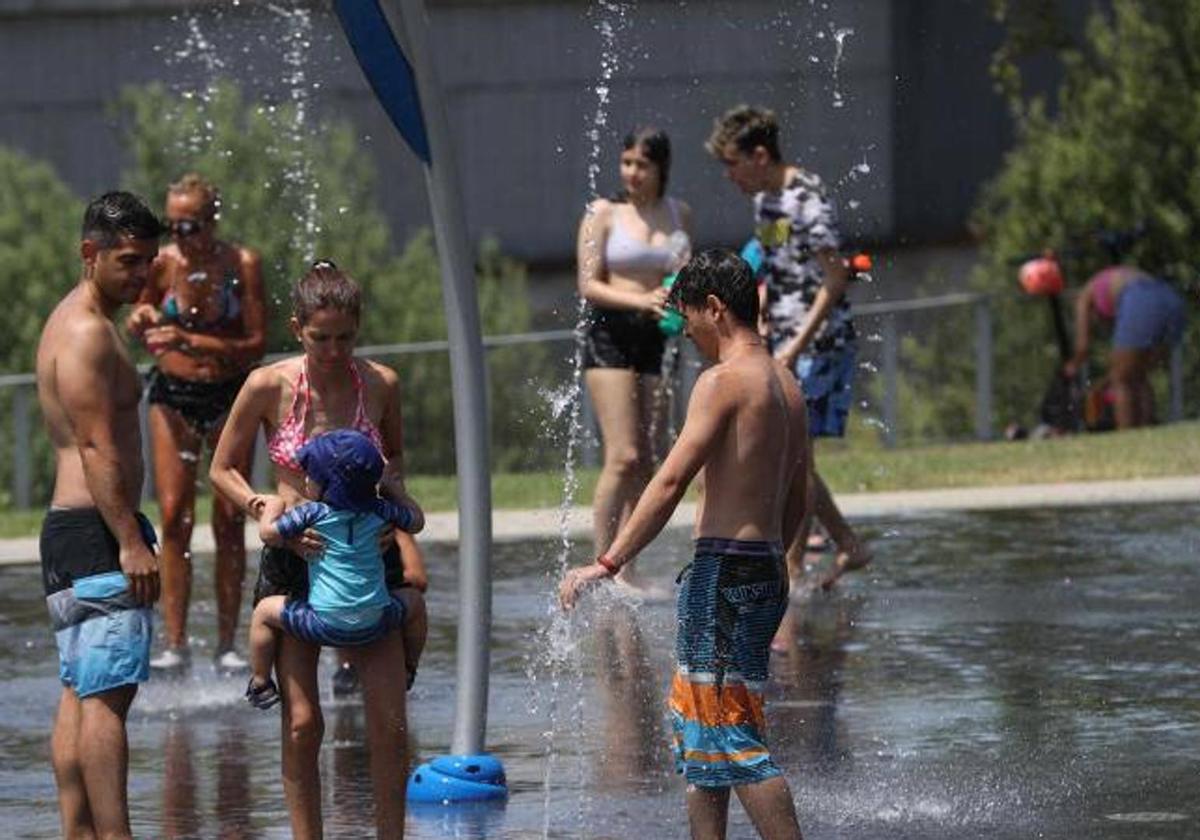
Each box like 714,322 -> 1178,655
352,631 -> 409,838
77,685 -> 137,840
208,422 -> 250,658
733,776 -> 804,840
247,596 -> 286,687
587,368 -> 653,575
686,785 -> 731,840
812,471 -> 871,589
393,588 -> 427,685
275,636 -> 323,839
149,405 -> 200,658
51,688 -> 96,840
1108,348 -> 1148,429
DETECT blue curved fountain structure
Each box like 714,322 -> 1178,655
332,0 -> 506,803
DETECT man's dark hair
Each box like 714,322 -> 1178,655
669,248 -> 759,327
705,105 -> 782,162
81,191 -> 163,247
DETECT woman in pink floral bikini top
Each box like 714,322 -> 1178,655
210,260 -> 423,838
267,356 -> 386,474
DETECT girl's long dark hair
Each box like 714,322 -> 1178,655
612,126 -> 671,202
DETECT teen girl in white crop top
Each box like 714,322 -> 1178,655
575,127 -> 693,588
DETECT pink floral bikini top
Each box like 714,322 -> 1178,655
267,359 -> 386,473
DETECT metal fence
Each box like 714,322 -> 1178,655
1,293 -> 1187,510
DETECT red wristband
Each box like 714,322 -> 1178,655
595,554 -> 620,577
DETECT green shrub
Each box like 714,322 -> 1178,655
905,0 -> 1200,437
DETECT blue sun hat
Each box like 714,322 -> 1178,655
296,429 -> 384,513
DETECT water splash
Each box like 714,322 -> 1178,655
529,3 -> 633,836
830,26 -> 855,109
163,11 -> 228,155
267,2 -> 320,264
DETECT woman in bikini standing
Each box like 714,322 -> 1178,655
210,260 -> 424,838
577,127 -> 692,586
126,173 -> 266,674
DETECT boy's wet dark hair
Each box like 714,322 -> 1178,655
705,105 -> 782,162
669,248 -> 759,327
616,126 -> 671,199
81,191 -> 163,248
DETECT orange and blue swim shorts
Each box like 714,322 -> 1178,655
670,537 -> 789,788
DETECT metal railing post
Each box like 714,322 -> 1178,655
1169,341 -> 1184,422
974,297 -> 994,440
881,313 -> 899,448
139,398 -> 154,504
13,385 -> 32,509
579,376 -> 599,469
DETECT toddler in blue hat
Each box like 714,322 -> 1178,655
245,429 -> 424,709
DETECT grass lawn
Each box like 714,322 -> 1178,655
1,421 -> 1196,539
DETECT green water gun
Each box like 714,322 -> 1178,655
659,273 -> 684,336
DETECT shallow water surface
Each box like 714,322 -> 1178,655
1,503 -> 1198,838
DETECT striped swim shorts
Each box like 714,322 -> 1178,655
670,537 -> 789,788
279,596 -> 406,648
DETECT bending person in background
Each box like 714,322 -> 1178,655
1065,265 -> 1186,429
126,173 -> 266,675
36,192 -> 163,840
210,260 -> 425,839
706,105 -> 870,592
561,250 -> 808,840
577,126 -> 692,587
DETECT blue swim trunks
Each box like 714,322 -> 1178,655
793,347 -> 857,438
279,595 -> 406,648
670,538 -> 789,788
41,508 -> 156,698
1113,278 -> 1187,351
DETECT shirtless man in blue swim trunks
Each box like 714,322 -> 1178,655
35,192 -> 163,840
707,104 -> 871,590
561,249 -> 808,839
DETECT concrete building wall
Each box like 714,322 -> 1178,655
0,0 -> 892,261
0,0 -> 1087,270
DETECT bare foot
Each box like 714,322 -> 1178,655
817,545 -> 873,591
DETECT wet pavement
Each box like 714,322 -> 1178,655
1,502 -> 1197,838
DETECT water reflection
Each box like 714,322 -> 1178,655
593,600 -> 670,791
769,592 -> 860,774
160,718 -> 255,839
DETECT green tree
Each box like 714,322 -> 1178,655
905,0 -> 1200,439
0,148 -> 81,373
0,147 -> 81,505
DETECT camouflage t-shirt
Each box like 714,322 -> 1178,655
754,169 -> 856,354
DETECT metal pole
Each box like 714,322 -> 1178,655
881,313 -> 898,448
1169,341 -> 1184,422
139,397 -> 154,505
974,297 -> 994,440
386,0 -> 493,757
13,386 -> 32,509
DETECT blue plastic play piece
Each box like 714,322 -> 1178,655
407,754 -> 508,803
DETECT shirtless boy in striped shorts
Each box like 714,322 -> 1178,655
561,248 -> 809,840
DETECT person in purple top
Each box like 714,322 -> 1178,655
244,429 -> 424,709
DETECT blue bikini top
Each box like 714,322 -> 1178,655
604,197 -> 689,276
161,266 -> 242,332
